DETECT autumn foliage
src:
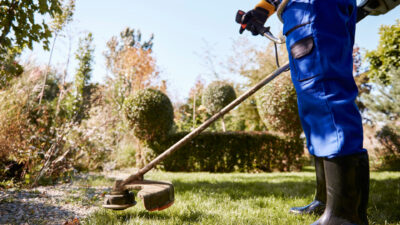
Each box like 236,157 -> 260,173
105,28 -> 159,95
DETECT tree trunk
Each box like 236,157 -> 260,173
192,92 -> 196,129
136,141 -> 143,168
56,32 -> 72,114
39,33 -> 58,104
221,117 -> 226,132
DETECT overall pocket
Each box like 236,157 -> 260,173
286,24 -> 323,82
282,0 -> 312,35
282,0 -> 322,82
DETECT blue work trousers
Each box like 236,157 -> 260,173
281,0 -> 366,158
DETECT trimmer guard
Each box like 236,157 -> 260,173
103,180 -> 174,211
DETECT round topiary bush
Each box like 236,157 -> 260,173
123,89 -> 174,141
202,81 -> 237,115
255,72 -> 302,138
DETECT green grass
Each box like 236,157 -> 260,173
83,171 -> 400,225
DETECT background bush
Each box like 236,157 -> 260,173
202,81 -> 236,115
255,72 -> 302,138
376,125 -> 400,171
202,81 -> 236,131
123,88 -> 174,142
0,65 -> 73,184
150,132 -> 304,172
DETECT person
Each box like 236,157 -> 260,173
238,0 -> 370,224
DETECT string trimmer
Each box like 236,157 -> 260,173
102,0 -> 399,211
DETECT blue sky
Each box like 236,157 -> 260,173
23,0 -> 400,102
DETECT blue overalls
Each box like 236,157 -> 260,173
281,0 -> 367,158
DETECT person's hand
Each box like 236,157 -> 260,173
238,8 -> 270,35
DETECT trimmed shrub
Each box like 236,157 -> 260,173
150,132 -> 304,172
124,89 -> 174,141
255,72 -> 302,137
202,81 -> 236,115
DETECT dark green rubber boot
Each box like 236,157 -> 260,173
290,156 -> 326,215
311,152 -> 370,225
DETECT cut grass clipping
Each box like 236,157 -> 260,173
84,171 -> 400,225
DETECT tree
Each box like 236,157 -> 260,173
49,0 -> 75,33
354,71 -> 372,116
362,20 -> 400,124
360,20 -> 400,170
175,78 -> 210,132
361,69 -> 400,123
366,20 -> 400,84
104,28 -> 156,94
0,0 -> 66,89
229,95 -> 265,131
38,0 -> 76,103
0,47 -> 23,89
353,45 -> 363,76
33,32 -> 94,185
0,0 -> 62,56
72,32 -> 95,123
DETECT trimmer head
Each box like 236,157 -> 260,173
102,180 -> 174,211
103,190 -> 137,210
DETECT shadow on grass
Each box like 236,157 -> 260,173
116,209 -> 204,223
115,210 -> 172,221
86,207 -> 207,224
171,179 -> 316,200
170,176 -> 400,224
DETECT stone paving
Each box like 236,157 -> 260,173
0,183 -> 111,225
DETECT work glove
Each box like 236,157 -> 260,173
238,7 -> 270,36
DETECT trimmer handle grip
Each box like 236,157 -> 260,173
235,10 -> 245,24
236,10 -> 284,44
236,10 -> 250,31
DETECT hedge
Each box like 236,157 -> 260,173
150,132 -> 304,172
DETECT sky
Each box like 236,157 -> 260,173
22,0 -> 400,102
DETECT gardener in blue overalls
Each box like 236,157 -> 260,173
238,0 -> 370,224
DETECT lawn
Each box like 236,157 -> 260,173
83,170 -> 400,225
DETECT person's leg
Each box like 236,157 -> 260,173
281,0 -> 370,223
309,0 -> 370,222
311,152 -> 369,225
290,156 -> 326,215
